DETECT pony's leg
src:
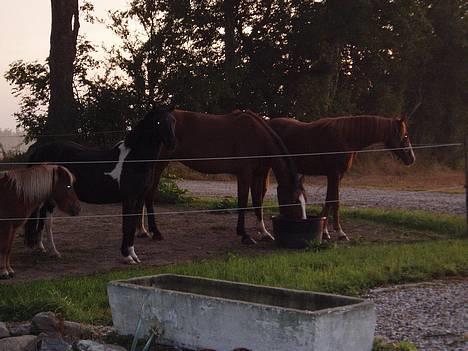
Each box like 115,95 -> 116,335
237,174 -> 256,245
0,225 -> 12,279
251,171 -> 274,241
321,204 -> 331,241
6,227 -> 17,277
43,214 -> 61,257
121,199 -> 142,264
332,175 -> 349,241
24,207 -> 46,253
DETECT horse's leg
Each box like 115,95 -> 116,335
121,199 -> 142,264
333,175 -> 349,241
24,207 -> 46,253
252,171 -> 274,241
135,206 -> 151,239
0,225 -> 12,279
148,165 -> 166,240
237,173 -> 256,245
6,226 -> 17,277
43,213 -> 61,257
321,175 -> 335,241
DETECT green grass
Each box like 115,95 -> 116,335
1,239 -> 466,324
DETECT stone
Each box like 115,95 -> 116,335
9,322 -> 31,336
74,340 -> 127,351
0,322 -> 9,339
0,335 -> 36,351
31,312 -> 61,335
29,333 -> 72,351
62,321 -> 92,339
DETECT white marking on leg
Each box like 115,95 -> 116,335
105,142 -> 131,187
409,141 -> 416,162
299,193 -> 307,220
122,255 -> 136,265
129,246 -> 141,263
256,218 -> 274,240
44,215 -> 61,257
337,229 -> 349,241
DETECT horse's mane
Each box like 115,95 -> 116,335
314,115 -> 394,146
1,165 -> 74,204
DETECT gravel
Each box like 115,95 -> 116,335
177,180 -> 465,215
365,280 -> 468,350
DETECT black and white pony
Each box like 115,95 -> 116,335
24,106 -> 176,264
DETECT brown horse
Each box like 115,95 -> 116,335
0,165 -> 80,279
265,115 -> 416,240
139,109 -> 307,244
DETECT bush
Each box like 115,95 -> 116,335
156,173 -> 192,204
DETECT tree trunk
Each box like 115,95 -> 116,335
223,0 -> 240,111
46,0 -> 80,139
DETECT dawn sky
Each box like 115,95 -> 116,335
0,0 -> 128,130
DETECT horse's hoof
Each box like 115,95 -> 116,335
8,271 -> 15,278
122,256 -> 136,265
136,231 -> 151,239
258,233 -> 275,242
338,235 -> 350,241
151,232 -> 164,241
49,251 -> 62,258
0,273 -> 10,280
241,236 -> 257,245
322,233 -> 332,241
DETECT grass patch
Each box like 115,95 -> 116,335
0,240 -> 466,324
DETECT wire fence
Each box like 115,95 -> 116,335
0,141 -> 465,222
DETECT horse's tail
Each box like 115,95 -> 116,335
241,110 -> 300,187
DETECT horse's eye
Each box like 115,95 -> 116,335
66,185 -> 72,189
156,121 -> 160,125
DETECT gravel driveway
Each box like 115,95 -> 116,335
365,280 -> 468,351
178,180 -> 465,215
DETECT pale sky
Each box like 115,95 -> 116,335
0,0 -> 129,130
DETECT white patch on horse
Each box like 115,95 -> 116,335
128,246 -> 141,263
256,218 -> 274,240
409,141 -> 416,162
299,193 -> 307,219
104,142 -> 131,187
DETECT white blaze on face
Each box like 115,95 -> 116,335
104,142 -> 131,187
299,193 -> 307,220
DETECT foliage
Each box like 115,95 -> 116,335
209,196 -> 238,212
4,0 -> 467,162
157,173 -> 192,204
373,338 -> 418,351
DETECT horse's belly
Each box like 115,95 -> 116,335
75,176 -> 121,204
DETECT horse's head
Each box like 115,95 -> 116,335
276,174 -> 307,220
386,115 -> 416,166
146,105 -> 177,151
51,166 -> 81,216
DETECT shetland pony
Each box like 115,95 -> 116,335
266,115 -> 416,240
140,109 -> 307,245
0,165 -> 80,278
24,106 -> 176,264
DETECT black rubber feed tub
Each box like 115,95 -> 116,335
272,215 -> 326,249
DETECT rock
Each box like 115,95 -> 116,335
0,335 -> 36,351
26,333 -> 72,351
62,321 -> 92,339
31,312 -> 61,335
74,340 -> 127,351
0,322 -> 9,339
9,322 -> 31,336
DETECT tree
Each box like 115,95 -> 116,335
46,0 -> 80,139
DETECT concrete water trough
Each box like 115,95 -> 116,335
107,274 -> 376,351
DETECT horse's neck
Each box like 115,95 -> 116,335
124,134 -> 162,160
336,117 -> 393,150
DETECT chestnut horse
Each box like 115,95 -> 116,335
140,109 -> 306,245
265,115 -> 415,240
0,165 -> 80,278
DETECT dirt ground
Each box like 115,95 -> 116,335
4,201 -> 443,285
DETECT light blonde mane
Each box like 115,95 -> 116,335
1,165 -> 74,204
